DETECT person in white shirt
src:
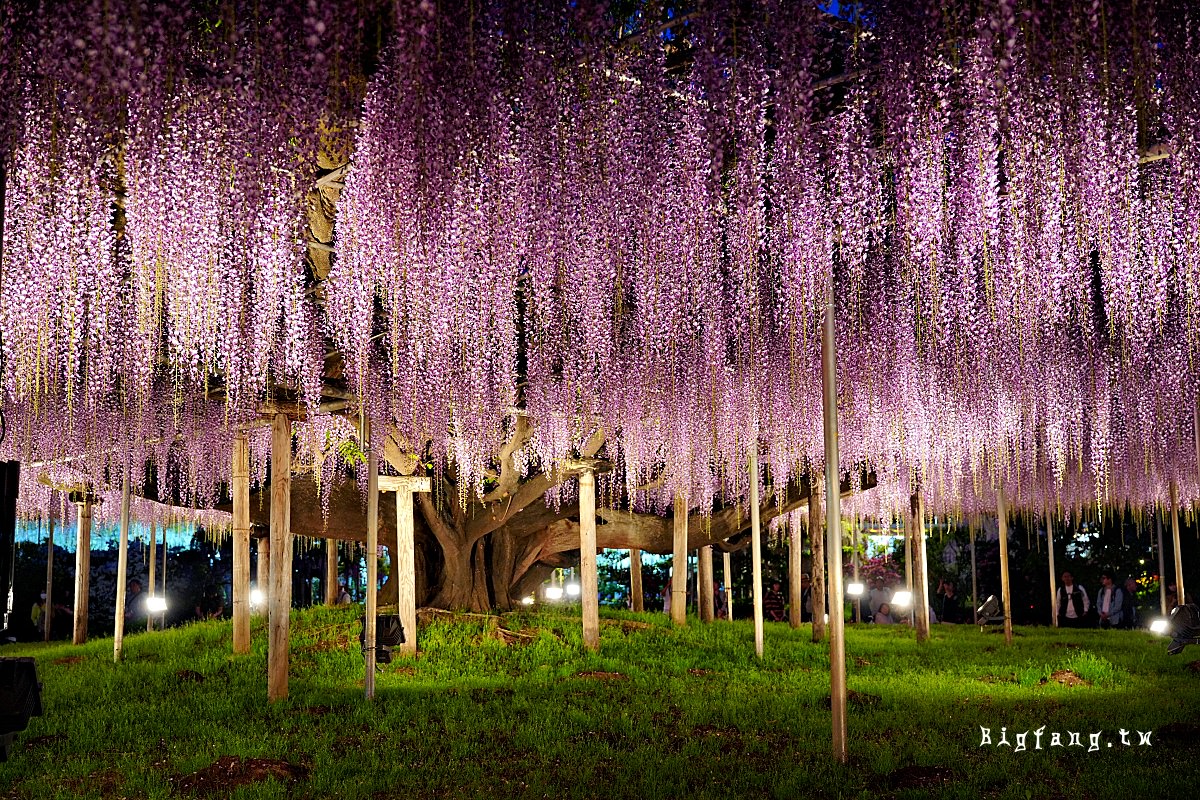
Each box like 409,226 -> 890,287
1057,571 -> 1090,628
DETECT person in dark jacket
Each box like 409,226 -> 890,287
1057,572 -> 1090,627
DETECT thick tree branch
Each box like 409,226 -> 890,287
465,426 -> 606,543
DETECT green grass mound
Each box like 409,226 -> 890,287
0,608 -> 1196,799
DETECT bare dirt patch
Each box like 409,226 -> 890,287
1046,669 -> 1090,687
64,769 -> 122,796
171,756 -> 306,796
52,656 -> 84,666
23,734 -> 66,750
1185,660 -> 1200,673
175,669 -> 206,683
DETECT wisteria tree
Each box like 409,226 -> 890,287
2,0 -> 1200,611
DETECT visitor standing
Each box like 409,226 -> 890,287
1096,572 -> 1124,629
1120,578 -> 1141,629
1057,572 -> 1090,628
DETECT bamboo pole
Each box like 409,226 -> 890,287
44,515 -> 54,642
671,493 -> 688,626
579,468 -> 599,651
268,413 -> 292,702
822,298 -> 848,764
1046,501 -> 1058,628
998,487 -> 1013,645
810,478 -> 826,642
232,434 -> 251,654
629,549 -> 643,612
113,472 -> 131,663
851,514 -> 860,623
1169,480 -> 1186,609
749,446 -> 764,659
364,422 -> 379,700
912,491 -> 930,642
72,498 -> 92,645
723,549 -> 733,619
699,545 -> 714,622
788,512 -> 803,628
325,539 -> 339,606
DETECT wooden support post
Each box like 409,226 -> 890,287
723,549 -> 733,620
1157,510 -> 1168,616
629,549 -> 643,612
268,413 -> 292,702
970,516 -> 978,625
822,299 -> 848,764
1045,501 -> 1058,628
378,474 -> 432,658
903,516 -> 913,623
72,498 -> 92,645
998,487 -> 1013,645
911,492 -> 930,643
578,469 -> 599,651
699,545 -> 714,622
160,521 -> 167,629
810,477 -> 826,642
325,539 -> 339,605
749,447 -> 764,658
147,520 -> 156,633
114,472 -> 131,662
44,515 -> 54,642
364,424 -> 379,700
1170,480 -> 1186,609
232,434 -> 251,654
788,513 -> 803,628
672,491 -> 691,628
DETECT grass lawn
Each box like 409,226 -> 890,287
0,606 -> 1197,799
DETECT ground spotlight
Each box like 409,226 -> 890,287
146,595 -> 168,614
565,582 -> 581,597
846,582 -> 864,597
544,586 -> 563,601
1150,619 -> 1170,635
521,595 -> 535,606
249,588 -> 265,607
891,590 -> 912,607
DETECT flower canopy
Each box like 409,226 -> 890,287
2,0 -> 1199,525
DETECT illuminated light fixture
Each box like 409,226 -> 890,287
823,614 -> 829,624
146,596 -> 168,614
250,588 -> 265,607
521,595 -> 535,606
891,591 -> 913,608
544,586 -> 564,601
565,582 -> 581,597
846,583 -> 864,597
1150,619 -> 1170,635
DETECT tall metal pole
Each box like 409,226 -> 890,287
44,515 -> 54,642
822,301 -> 848,763
267,413 -> 292,702
579,468 -> 599,651
672,493 -> 688,626
998,487 -> 1013,645
113,471 -> 131,662
232,434 -> 251,654
1045,500 -> 1058,627
1169,480 -> 1186,609
749,446 -> 764,659
364,420 -> 379,699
